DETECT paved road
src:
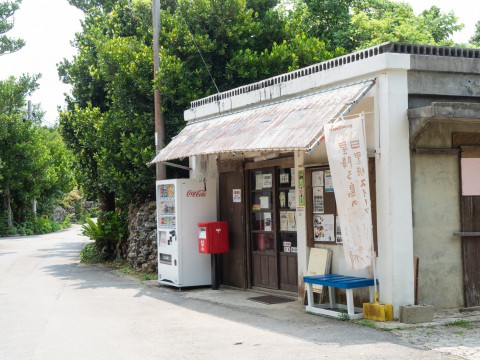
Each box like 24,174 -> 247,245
0,226 -> 462,360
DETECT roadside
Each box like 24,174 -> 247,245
133,274 -> 480,360
0,225 -> 476,360
94,235 -> 480,360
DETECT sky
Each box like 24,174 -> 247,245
0,0 -> 83,126
0,0 -> 479,126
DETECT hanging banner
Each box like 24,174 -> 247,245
324,114 -> 373,270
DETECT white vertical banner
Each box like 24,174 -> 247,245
324,114 -> 373,270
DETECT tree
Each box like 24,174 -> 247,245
299,0 -> 354,51
59,0 -> 468,258
349,0 -> 464,50
59,0 -> 332,212
0,74 -> 39,226
419,6 -> 463,44
471,20 -> 480,46
0,0 -> 25,55
67,0 -> 117,13
0,75 -> 75,229
59,0 -> 156,210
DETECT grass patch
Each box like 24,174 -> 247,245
78,245 -> 157,281
445,319 -> 472,329
356,319 -> 378,328
338,309 -> 351,321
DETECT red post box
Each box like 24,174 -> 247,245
198,221 -> 229,254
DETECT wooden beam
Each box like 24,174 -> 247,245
414,148 -> 460,155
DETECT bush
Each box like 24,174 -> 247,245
79,242 -> 107,263
81,211 -> 127,259
0,214 -> 71,237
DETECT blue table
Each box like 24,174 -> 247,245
303,274 -> 376,319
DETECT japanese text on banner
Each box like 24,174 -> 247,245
324,114 -> 373,270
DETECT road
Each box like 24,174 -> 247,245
0,225 -> 462,360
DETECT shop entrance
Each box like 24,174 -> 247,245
248,163 -> 298,292
218,161 -> 247,289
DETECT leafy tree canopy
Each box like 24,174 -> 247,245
59,0 -> 467,214
0,75 -> 75,225
471,20 -> 480,47
0,0 -> 25,55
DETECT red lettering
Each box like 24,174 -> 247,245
186,190 -> 207,197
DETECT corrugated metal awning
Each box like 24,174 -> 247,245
149,80 -> 374,164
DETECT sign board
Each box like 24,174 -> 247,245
324,114 -> 373,270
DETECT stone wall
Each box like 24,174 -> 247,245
126,201 -> 157,273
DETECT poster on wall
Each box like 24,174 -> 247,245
297,169 -> 305,208
264,212 -> 272,231
312,171 -> 324,187
336,216 -> 342,244
313,214 -> 335,242
288,190 -> 296,209
287,211 -> 296,231
312,187 -> 324,213
280,211 -> 288,231
263,173 -> 273,188
233,189 -> 241,203
255,174 -> 263,190
324,170 -> 334,192
280,172 -> 290,185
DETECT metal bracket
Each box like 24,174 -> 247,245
453,232 -> 480,237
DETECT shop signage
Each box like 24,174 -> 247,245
297,169 -> 305,208
233,189 -> 241,203
324,114 -> 373,270
186,190 -> 207,197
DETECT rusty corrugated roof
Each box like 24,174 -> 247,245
149,81 -> 373,164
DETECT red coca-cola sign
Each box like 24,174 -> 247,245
186,190 -> 207,197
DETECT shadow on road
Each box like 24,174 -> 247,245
36,234 -> 423,356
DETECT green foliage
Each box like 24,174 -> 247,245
471,21 -> 480,46
349,1 -> 464,50
59,0 -> 467,217
79,242 -> 107,263
81,211 -> 127,259
445,319 -> 472,328
0,213 -> 71,236
338,308 -> 351,321
0,75 -> 76,231
60,0 -> 334,210
0,0 -> 25,55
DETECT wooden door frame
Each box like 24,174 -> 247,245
218,159 -> 248,289
453,132 -> 480,307
245,157 -> 295,291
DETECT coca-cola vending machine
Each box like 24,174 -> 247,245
156,178 -> 217,287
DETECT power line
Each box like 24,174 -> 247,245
178,5 -> 220,95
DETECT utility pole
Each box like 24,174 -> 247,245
152,0 -> 166,180
28,100 -> 37,219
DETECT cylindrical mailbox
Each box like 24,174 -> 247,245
198,221 -> 229,254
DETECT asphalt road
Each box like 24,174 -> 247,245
0,225 -> 462,360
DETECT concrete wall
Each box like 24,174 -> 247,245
412,122 -> 480,308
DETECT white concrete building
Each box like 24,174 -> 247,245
150,42 -> 480,315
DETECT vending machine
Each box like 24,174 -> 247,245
156,178 -> 217,287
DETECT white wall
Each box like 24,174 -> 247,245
187,52 -> 417,313
375,70 -> 415,314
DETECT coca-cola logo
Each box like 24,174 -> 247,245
187,190 -> 207,197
